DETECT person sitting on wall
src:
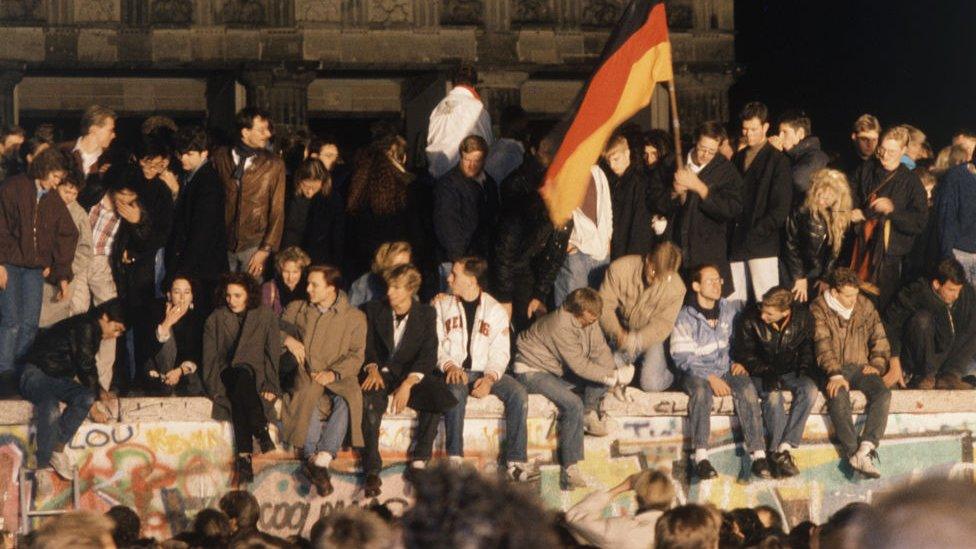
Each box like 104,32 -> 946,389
513,287 -> 632,490
145,276 -> 206,396
280,265 -> 366,498
671,264 -> 768,480
433,256 -> 536,482
348,240 -> 412,308
732,287 -> 819,478
359,264 -> 457,498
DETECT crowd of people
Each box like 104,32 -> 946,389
2,62 -> 976,545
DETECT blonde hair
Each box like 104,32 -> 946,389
902,124 -> 926,146
371,241 -> 412,275
882,126 -> 910,148
853,114 -> 881,134
645,241 -> 682,284
31,511 -> 115,549
804,169 -> 853,257
275,246 -> 311,274
383,263 -> 422,294
633,469 -> 675,512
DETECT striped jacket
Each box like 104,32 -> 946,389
670,299 -> 744,379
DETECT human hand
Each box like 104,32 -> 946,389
391,381 -> 415,413
470,376 -> 494,399
261,391 -> 277,402
313,371 -> 336,386
284,336 -> 306,365
850,209 -> 866,223
164,368 -> 183,386
162,301 -> 188,329
882,357 -> 906,388
116,201 -> 141,223
862,365 -> 881,377
870,197 -> 895,215
90,402 -> 110,423
160,170 -> 180,195
826,376 -> 850,398
57,280 -> 72,302
707,375 -> 732,397
527,298 -> 547,319
792,278 -> 808,302
445,364 -> 468,385
248,249 -> 270,278
731,363 -> 748,377
361,364 -> 385,391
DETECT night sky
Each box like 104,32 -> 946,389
731,0 -> 976,155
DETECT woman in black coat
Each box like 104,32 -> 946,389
281,158 -> 345,266
146,276 -> 205,396
203,272 -> 281,483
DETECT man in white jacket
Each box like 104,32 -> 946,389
434,256 -> 535,482
553,164 -> 613,307
426,64 -> 494,179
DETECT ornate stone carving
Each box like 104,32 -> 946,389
512,0 -> 552,25
368,0 -> 410,25
295,0 -> 341,23
440,0 -> 482,26
222,0 -> 266,25
152,0 -> 193,25
581,0 -> 622,27
75,0 -> 120,23
667,3 -> 693,30
0,0 -> 43,22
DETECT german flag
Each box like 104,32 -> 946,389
540,0 -> 673,225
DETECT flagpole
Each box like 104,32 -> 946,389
667,80 -> 684,169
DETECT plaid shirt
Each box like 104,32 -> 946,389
89,198 -> 120,257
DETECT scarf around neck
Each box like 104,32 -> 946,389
823,290 -> 854,321
233,143 -> 263,181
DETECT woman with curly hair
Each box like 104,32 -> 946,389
203,272 -> 281,483
784,168 -> 853,302
345,130 -> 426,279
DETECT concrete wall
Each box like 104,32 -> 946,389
4,391 -> 973,539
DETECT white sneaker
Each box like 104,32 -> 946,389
560,465 -> 588,490
312,451 -> 333,468
49,451 -> 74,480
506,461 -> 540,482
849,451 -> 881,478
583,410 -> 609,437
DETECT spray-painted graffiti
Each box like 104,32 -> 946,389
5,403 -> 976,539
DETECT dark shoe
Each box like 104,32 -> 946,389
695,459 -> 718,480
913,375 -> 937,390
751,457 -> 773,479
771,451 -> 799,478
935,373 -> 973,390
404,462 -> 426,484
256,428 -> 276,454
304,461 -> 334,497
0,371 -> 20,399
235,454 -> 254,484
364,473 -> 382,498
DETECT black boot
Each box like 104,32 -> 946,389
0,370 -> 20,399
256,427 -> 275,454
304,461 -> 334,497
236,454 -> 254,484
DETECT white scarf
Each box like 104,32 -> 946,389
823,290 -> 854,321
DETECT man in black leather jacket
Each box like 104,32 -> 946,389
732,287 -> 818,478
18,299 -> 126,479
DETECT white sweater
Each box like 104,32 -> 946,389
568,166 -> 613,261
426,86 -> 494,179
433,292 -> 511,381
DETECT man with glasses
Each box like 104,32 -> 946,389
671,264 -> 767,480
673,121 -> 743,295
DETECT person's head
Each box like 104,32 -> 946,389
851,114 -> 881,159
310,506 -> 392,549
691,264 -> 723,302
827,267 -> 861,309
275,246 -> 311,290
693,121 -> 727,167
819,502 -> 874,549
80,105 -> 117,149
632,469 -> 675,512
563,287 -> 602,327
451,63 -> 478,87
902,124 -> 927,161
645,241 -> 682,285
94,298 -> 126,340
777,110 -> 811,152
400,462 -> 560,549
0,125 -> 25,155
30,511 -> 117,549
175,125 -> 210,172
643,129 -> 674,168
219,273 -> 261,314
236,107 -> 273,149
754,505 -> 783,532
458,135 -> 488,179
602,132 -> 632,176
167,276 -> 195,311
856,478 -> 976,549
655,504 -> 721,549
499,105 -> 529,144
134,133 -> 172,180
56,175 -> 81,205
805,168 -> 853,256
877,126 -> 910,171
19,137 -> 50,167
192,508 -> 231,541
307,134 -> 341,171
105,505 -> 140,548
448,256 -> 488,299
531,133 -> 558,168
27,147 -> 67,190
787,521 -> 817,549
371,241 -> 412,275
219,490 -> 261,533
108,175 -> 139,211
384,263 -> 422,310
759,287 -> 794,324
294,158 -> 331,198
739,102 -> 769,148
932,258 -> 967,306
952,129 -> 976,160
306,265 -> 342,307
946,144 -> 971,170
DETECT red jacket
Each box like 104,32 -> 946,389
0,174 -> 79,283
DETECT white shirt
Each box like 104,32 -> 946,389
568,166 -> 613,261
230,149 -> 256,178
73,138 -> 102,176
391,310 -> 424,381
485,138 -> 525,184
426,86 -> 494,179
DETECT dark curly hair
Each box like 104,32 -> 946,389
346,134 -> 410,216
216,272 -> 262,311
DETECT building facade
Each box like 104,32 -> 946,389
0,0 -> 734,151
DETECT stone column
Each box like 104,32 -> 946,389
476,70 -> 529,136
240,63 -> 318,132
206,72 -> 238,139
0,69 -> 24,129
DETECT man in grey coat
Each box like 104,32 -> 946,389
513,287 -> 632,490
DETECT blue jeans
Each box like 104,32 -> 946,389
754,373 -> 819,451
517,370 -> 608,466
0,265 -> 44,374
553,252 -> 609,308
19,364 -> 95,468
445,371 -> 528,463
682,373 -> 764,452
303,393 -> 349,457
954,249 -> 976,285
616,343 -> 672,392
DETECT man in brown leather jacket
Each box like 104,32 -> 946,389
212,107 -> 285,281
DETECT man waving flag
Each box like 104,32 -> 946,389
540,0 -> 674,225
